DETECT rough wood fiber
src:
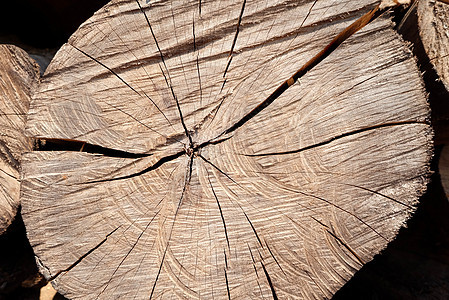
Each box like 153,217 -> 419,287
418,0 -> 449,90
22,0 -> 431,299
0,45 -> 38,233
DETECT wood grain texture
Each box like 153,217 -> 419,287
418,0 -> 449,90
22,0 -> 432,299
0,45 -> 38,233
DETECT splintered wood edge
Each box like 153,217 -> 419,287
418,0 -> 449,90
0,45 -> 39,234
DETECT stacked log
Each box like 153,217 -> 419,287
418,0 -> 449,199
418,0 -> 449,90
19,0 -> 432,299
0,45 -> 39,233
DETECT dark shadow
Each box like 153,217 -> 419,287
334,147 -> 449,299
395,4 -> 449,145
0,2 -> 109,299
334,6 -> 449,299
0,0 -> 109,50
0,212 -> 45,299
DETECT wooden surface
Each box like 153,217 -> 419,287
397,0 -> 449,145
0,45 -> 38,234
418,0 -> 449,90
22,0 -> 431,299
334,150 -> 449,299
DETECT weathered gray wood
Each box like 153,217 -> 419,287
22,0 -> 431,299
0,45 -> 38,234
418,0 -> 449,90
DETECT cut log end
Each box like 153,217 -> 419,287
21,0 -> 431,299
0,44 -> 39,234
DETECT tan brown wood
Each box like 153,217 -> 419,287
21,0 -> 431,299
418,0 -> 449,90
0,45 -> 38,234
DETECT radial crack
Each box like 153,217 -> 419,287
243,211 -> 263,247
135,0 -> 193,145
224,249 -> 228,269
36,138 -> 152,159
49,226 -> 121,281
86,150 -> 185,183
224,267 -> 231,300
208,175 -> 230,249
192,17 -> 203,107
223,0 -> 247,78
70,44 -> 172,129
100,99 -> 178,143
244,121 -> 427,157
248,245 -> 266,297
210,3 -> 388,141
199,154 -> 239,185
150,157 -> 192,299
157,62 -> 193,145
196,135 -> 233,151
311,217 -> 365,265
260,261 -> 278,300
286,188 -> 387,241
95,210 -> 161,299
300,0 -> 318,28
344,183 -> 414,209
265,242 -> 286,276
149,247 -> 167,299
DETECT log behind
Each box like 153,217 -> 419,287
418,0 -> 449,90
0,45 -> 38,233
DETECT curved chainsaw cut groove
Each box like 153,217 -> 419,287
21,0 -> 431,299
71,44 -> 174,132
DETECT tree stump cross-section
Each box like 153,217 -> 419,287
21,0 -> 432,299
